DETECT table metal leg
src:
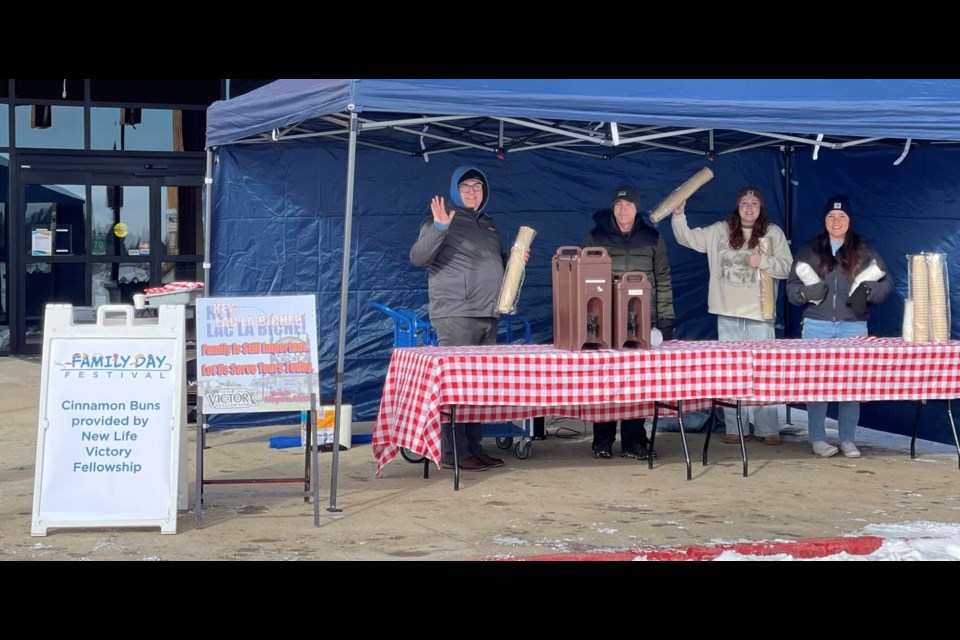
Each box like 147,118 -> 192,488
911,400 -> 924,460
946,400 -> 960,471
450,405 -> 460,491
649,405 -> 659,470
651,401 -> 690,479
911,399 -> 960,470
711,399 -> 748,477
676,400 -> 691,480
702,401 -> 717,466
735,400 -> 748,477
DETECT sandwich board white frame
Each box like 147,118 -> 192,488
31,304 -> 187,536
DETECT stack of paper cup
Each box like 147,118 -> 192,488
902,299 -> 915,342
795,261 -> 823,306
496,226 -> 536,315
911,254 -> 930,342
928,253 -> 950,343
758,237 -> 775,320
650,327 -> 664,348
849,260 -> 886,296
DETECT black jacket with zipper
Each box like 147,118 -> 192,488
786,237 -> 893,322
581,209 -> 675,336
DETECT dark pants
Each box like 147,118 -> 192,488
593,418 -> 648,450
432,316 -> 498,463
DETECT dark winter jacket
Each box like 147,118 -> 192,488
581,210 -> 675,336
786,235 -> 893,323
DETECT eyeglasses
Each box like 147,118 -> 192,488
458,183 -> 484,193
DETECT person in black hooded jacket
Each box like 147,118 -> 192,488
785,194 -> 893,459
580,184 -> 675,461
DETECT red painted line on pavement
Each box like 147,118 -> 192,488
490,535 -> 885,561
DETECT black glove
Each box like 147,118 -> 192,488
658,325 -> 674,341
800,282 -> 827,302
848,283 -> 869,316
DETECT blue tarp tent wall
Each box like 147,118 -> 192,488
204,79 -> 960,447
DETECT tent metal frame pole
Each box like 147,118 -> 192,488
783,145 -> 795,338
616,127 -> 709,146
328,111 -> 359,513
718,139 -> 784,155
359,114 -> 474,131
614,140 -> 708,157
530,118 -> 665,139
203,148 -> 213,290
738,130 -> 881,150
325,134 -> 426,155
506,138 -> 602,153
783,145 -> 795,425
389,125 -> 493,152
498,116 -> 612,145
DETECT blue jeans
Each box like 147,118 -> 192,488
801,318 -> 868,442
716,315 -> 780,436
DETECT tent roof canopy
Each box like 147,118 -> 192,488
206,79 -> 960,159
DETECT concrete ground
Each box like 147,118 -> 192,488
2,355 -> 959,561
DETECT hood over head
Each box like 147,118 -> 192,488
449,166 -> 489,212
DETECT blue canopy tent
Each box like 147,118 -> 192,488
208,79 -> 960,147
205,79 -> 960,505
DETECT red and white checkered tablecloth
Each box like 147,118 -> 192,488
750,336 -> 960,402
144,281 -> 204,295
372,341 -> 754,472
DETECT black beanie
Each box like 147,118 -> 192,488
824,194 -> 853,217
611,185 -> 641,207
458,169 -> 485,186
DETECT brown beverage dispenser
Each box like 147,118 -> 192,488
552,246 -> 579,351
612,271 -> 652,349
552,246 -> 612,350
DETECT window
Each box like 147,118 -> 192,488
162,185 -> 203,255
91,108 -> 205,152
0,105 -> 8,146
15,105 -> 84,149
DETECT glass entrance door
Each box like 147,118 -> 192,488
18,172 -> 157,353
13,162 -> 205,355
21,176 -> 89,350
89,183 -> 152,308
1,180 -> 8,352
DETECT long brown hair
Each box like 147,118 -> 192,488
814,230 -> 865,281
726,188 -> 770,250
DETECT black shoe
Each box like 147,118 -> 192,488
620,444 -> 658,461
592,439 -> 613,459
475,452 -> 504,468
440,456 -> 488,471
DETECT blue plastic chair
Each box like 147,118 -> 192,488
499,314 -> 532,344
370,302 -> 536,459
369,302 -> 437,347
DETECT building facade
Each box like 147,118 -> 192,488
0,78 -> 270,355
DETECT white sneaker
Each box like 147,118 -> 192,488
839,441 -> 861,458
812,441 -> 839,458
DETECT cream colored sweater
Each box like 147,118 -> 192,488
671,213 -> 793,321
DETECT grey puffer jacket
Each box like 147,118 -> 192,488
409,166 -> 506,319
